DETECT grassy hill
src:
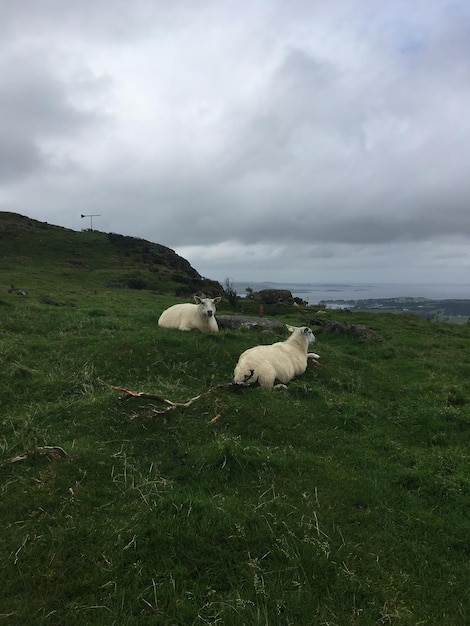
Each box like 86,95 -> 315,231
1,213 -> 470,625
0,212 -> 222,298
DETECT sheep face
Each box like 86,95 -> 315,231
194,295 -> 221,318
286,325 -> 315,344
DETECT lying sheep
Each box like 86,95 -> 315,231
233,325 -> 320,388
158,295 -> 221,332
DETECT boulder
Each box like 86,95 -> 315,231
217,315 -> 284,333
254,289 -> 294,304
311,318 -> 383,341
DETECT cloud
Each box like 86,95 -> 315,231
1,0 -> 470,284
0,45 -> 111,183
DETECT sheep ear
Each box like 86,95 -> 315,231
194,295 -> 202,304
213,297 -> 221,303
285,324 -> 294,333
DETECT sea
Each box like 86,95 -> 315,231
232,282 -> 470,305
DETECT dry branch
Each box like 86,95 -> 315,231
111,383 -> 237,414
4,446 -> 68,466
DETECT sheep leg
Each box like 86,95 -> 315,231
307,353 -> 322,367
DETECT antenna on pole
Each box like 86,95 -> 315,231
80,214 -> 101,231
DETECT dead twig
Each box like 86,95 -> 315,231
111,383 -> 240,414
4,446 -> 68,466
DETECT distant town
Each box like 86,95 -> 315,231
233,281 -> 470,324
320,297 -> 470,324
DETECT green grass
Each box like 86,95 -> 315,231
1,214 -> 470,624
2,295 -> 470,625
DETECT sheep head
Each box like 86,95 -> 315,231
285,324 -> 315,344
194,295 -> 221,318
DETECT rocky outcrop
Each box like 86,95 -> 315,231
310,318 -> 383,341
217,315 -> 284,332
107,232 -> 199,275
254,289 -> 294,304
106,232 -> 223,296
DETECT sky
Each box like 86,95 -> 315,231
1,0 -> 470,286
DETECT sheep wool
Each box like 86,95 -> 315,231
158,296 -> 221,332
233,325 -> 320,388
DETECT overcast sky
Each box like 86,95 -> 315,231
1,0 -> 470,286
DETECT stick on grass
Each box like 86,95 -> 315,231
111,383 -> 238,414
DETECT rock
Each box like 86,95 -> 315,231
217,315 -> 284,332
254,289 -> 294,304
8,285 -> 28,296
38,295 -> 75,307
310,318 -> 383,341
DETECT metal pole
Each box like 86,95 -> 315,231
80,214 -> 101,231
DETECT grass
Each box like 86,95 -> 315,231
1,214 -> 470,624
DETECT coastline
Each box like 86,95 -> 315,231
232,281 -> 470,303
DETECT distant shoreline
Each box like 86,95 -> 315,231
232,281 -> 470,303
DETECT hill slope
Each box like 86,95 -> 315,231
1,219 -> 470,623
0,212 -> 222,297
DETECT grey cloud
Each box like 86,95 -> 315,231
0,0 -> 153,43
0,130 -> 44,182
0,50 -> 110,181
1,1 -> 470,284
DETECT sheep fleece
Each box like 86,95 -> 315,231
233,326 -> 316,388
158,297 -> 220,332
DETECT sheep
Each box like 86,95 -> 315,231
233,325 -> 320,389
158,295 -> 221,332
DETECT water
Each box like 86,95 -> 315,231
233,282 -> 470,304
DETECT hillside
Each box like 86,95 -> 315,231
1,211 -> 470,624
0,212 -> 222,298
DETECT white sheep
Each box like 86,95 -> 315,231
158,295 -> 221,332
233,325 -> 320,389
